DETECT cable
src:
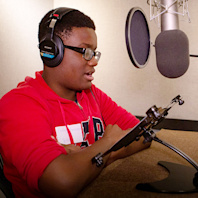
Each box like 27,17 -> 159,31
153,136 -> 198,171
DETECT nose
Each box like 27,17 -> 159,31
88,56 -> 98,67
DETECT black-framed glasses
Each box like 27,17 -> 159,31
63,45 -> 101,62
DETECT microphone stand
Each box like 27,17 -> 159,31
153,135 -> 198,171
136,129 -> 198,193
92,95 -> 198,193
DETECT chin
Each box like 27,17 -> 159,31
77,83 -> 92,91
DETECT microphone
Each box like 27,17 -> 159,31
155,0 -> 189,78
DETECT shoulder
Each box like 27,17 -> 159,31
89,84 -> 109,99
1,85 -> 44,107
0,81 -> 49,119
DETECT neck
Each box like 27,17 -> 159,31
42,69 -> 77,101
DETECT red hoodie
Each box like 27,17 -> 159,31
0,71 -> 139,197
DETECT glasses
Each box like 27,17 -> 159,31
63,45 -> 101,62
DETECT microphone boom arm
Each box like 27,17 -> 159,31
92,95 -> 185,167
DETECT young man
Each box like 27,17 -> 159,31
0,7 -> 150,197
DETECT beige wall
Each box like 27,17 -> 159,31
0,0 -> 53,95
1,0 -> 198,120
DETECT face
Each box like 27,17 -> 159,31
51,27 -> 98,100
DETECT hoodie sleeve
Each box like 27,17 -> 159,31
0,89 -> 67,192
90,84 -> 140,130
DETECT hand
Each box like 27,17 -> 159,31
51,135 -> 81,154
61,144 -> 81,154
107,136 -> 151,166
103,124 -> 131,145
102,125 -> 151,166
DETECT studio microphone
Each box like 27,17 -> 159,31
155,0 -> 189,78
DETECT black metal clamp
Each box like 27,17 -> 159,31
92,95 -> 185,167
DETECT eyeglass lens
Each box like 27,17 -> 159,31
83,48 -> 101,61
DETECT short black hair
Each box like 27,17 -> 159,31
38,8 -> 96,42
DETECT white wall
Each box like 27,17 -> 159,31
0,0 -> 198,120
54,0 -> 198,120
0,0 -> 53,95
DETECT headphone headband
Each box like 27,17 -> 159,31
50,7 -> 76,20
49,8 -> 76,30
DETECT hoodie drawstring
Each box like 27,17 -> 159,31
58,100 -> 74,144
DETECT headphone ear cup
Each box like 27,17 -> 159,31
39,35 -> 64,67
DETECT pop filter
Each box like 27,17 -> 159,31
125,7 -> 150,68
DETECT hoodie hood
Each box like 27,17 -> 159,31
18,71 -> 83,104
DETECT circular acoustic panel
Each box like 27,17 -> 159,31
125,7 -> 150,68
